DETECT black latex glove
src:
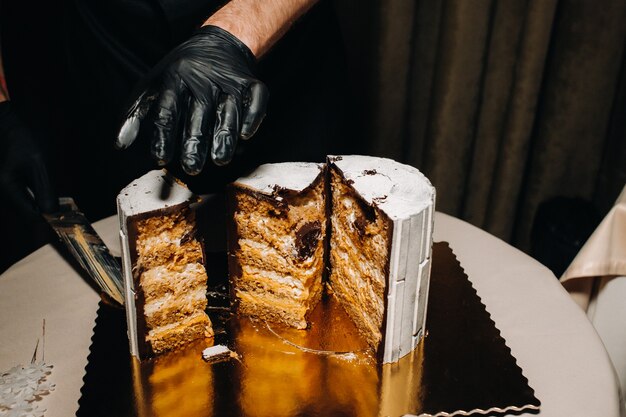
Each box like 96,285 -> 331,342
115,25 -> 269,174
0,101 -> 58,215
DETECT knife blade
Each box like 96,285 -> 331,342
44,197 -> 124,306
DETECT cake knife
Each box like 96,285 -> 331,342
44,197 -> 125,306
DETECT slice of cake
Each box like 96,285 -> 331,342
227,162 -> 327,329
328,155 -> 435,363
228,156 -> 435,363
118,170 -> 213,359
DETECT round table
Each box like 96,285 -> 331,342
0,213 -> 621,417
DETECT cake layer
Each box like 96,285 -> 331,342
330,205 -> 387,292
147,312 -> 214,355
329,167 -> 389,350
237,265 -> 322,301
236,236 -> 325,277
229,167 -> 327,329
235,287 -> 323,329
134,210 -> 202,272
143,288 -> 208,329
118,169 -> 215,359
140,263 -> 207,301
330,194 -> 390,270
233,197 -> 324,266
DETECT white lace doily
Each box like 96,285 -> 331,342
0,320 -> 54,417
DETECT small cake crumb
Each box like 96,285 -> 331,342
202,345 -> 237,363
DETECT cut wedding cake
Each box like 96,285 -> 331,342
228,156 -> 435,363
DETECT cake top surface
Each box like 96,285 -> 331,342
329,155 -> 435,219
117,169 -> 195,218
234,162 -> 324,195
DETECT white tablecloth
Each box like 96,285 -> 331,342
561,185 -> 626,410
0,213 -> 621,417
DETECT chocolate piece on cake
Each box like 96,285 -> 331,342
227,156 -> 435,363
227,162 -> 327,329
118,170 -> 213,359
328,155 -> 435,363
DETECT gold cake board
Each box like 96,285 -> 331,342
77,242 -> 540,417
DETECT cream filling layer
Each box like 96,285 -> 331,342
330,216 -> 386,288
141,263 -> 207,299
238,239 -> 322,276
147,311 -> 209,339
238,265 -> 322,300
236,289 -> 311,315
143,287 -> 207,317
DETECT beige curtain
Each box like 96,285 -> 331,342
335,0 -> 626,251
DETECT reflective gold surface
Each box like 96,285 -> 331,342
80,243 -> 539,417
132,294 -> 421,417
134,340 -> 215,417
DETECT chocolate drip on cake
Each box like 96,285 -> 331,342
295,221 -> 322,261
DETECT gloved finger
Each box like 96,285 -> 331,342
115,90 -> 157,150
151,76 -> 186,166
181,97 -> 213,176
211,94 -> 241,166
29,154 -> 58,213
241,81 -> 269,140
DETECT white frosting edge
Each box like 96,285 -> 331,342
329,155 -> 435,220
233,162 -> 324,195
117,169 -> 195,230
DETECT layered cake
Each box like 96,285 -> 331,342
228,155 -> 435,363
227,163 -> 327,329
118,170 -> 213,359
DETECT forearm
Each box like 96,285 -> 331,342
204,0 -> 318,58
0,38 -> 9,102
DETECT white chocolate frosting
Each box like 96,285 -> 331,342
234,162 -> 324,195
117,169 -> 195,221
328,155 -> 435,220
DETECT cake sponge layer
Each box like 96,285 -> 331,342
118,169 -> 214,359
147,312 -> 214,355
141,263 -> 208,301
134,209 -> 202,272
143,287 -> 208,329
329,167 -> 389,349
229,166 -> 326,329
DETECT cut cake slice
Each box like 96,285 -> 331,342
328,155 -> 435,363
228,156 -> 435,363
227,162 -> 327,329
117,169 -> 213,359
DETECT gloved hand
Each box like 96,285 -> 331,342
115,25 -> 269,175
0,101 -> 58,215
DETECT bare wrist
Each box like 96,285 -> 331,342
202,0 -> 317,58
203,18 -> 263,57
0,75 -> 8,102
